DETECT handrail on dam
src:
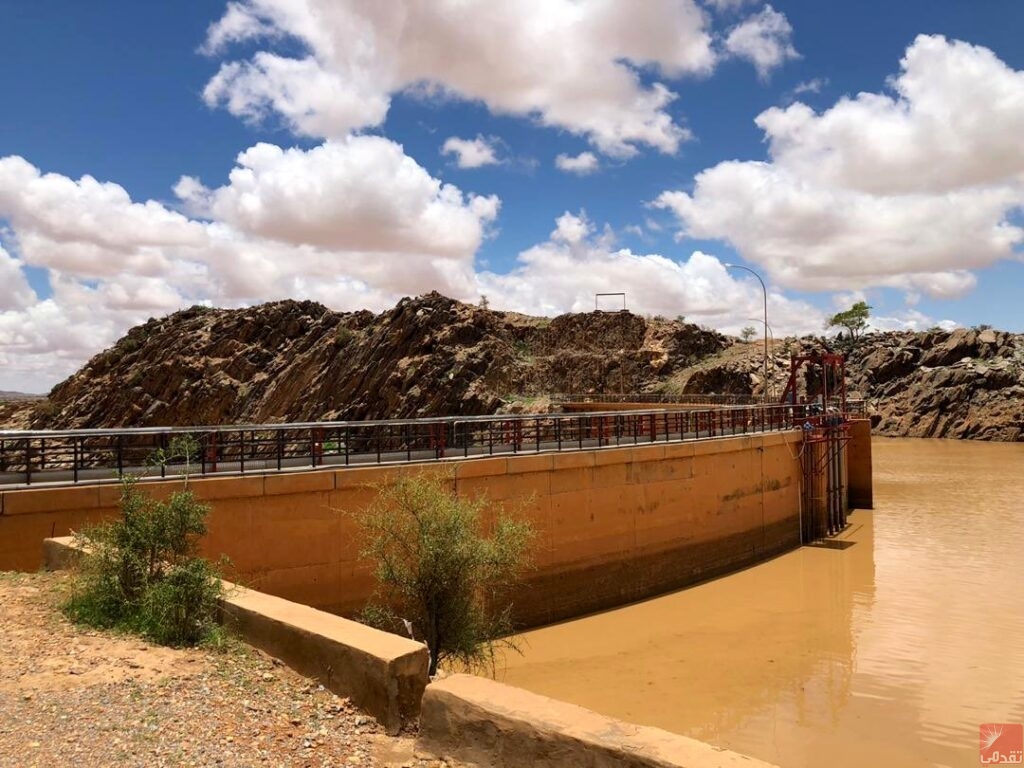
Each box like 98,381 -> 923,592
0,403 -> 841,489
554,392 -> 764,406
554,392 -> 867,411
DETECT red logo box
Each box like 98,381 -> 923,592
980,723 -> 1023,764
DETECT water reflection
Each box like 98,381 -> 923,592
499,438 -> 1024,767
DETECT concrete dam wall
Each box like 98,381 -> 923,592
0,425 -> 872,627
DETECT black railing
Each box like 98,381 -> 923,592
0,403 -> 852,488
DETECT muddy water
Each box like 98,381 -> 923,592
498,438 -> 1024,767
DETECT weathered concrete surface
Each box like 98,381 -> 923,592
42,535 -> 86,570
220,582 -> 428,735
42,536 -> 429,735
847,419 -> 874,509
418,674 -> 780,768
5,432 -> 808,628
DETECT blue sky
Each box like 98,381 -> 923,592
1,0 -> 1023,391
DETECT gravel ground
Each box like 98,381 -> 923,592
0,571 -> 453,768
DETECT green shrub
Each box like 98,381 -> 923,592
138,557 -> 222,646
334,325 -> 356,347
355,471 -> 534,675
63,475 -> 223,647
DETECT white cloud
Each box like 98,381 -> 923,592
867,309 -> 957,334
0,246 -> 35,311
656,35 -> 1024,299
0,155 -> 207,278
723,5 -> 799,80
201,0 -> 720,157
757,35 -> 1024,193
555,151 -> 600,175
177,137 -> 499,258
202,54 -> 390,139
703,0 -> 758,12
479,211 -> 822,333
792,77 -> 827,95
441,136 -> 501,169
199,0 -> 281,55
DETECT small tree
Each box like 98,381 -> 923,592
740,325 -> 757,342
826,301 -> 872,341
64,437 -> 223,646
356,472 -> 534,675
479,294 -> 490,310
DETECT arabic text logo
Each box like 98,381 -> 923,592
980,723 -> 1024,764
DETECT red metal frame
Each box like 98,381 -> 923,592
780,349 -> 847,412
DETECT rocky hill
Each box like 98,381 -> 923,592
848,328 -> 1023,440
658,328 -> 1024,441
4,293 -> 1021,441
18,293 -> 727,429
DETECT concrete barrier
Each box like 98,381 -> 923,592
1,433 -> 810,628
847,419 -> 873,509
43,536 -> 428,735
418,674 -> 779,768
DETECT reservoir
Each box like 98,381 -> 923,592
498,438 -> 1024,767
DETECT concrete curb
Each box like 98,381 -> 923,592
417,674 -> 780,768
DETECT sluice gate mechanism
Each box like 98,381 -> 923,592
784,348 -> 853,543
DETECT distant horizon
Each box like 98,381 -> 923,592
2,1 -> 1023,392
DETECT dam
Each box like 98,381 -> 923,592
0,402 -> 867,629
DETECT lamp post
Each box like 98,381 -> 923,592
746,318 -> 775,399
725,263 -> 769,403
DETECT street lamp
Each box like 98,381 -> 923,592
746,318 -> 775,399
725,263 -> 769,403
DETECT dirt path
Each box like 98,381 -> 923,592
0,572 -> 443,768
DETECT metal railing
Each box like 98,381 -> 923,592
0,404 -> 835,489
553,392 -> 866,413
554,393 -> 763,406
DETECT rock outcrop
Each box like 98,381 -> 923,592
663,328 -> 1024,441
24,293 -> 729,429
847,328 -> 1024,440
6,293 -> 1022,441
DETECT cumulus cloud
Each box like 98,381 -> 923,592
757,35 -> 1024,193
0,155 -> 207,278
555,151 -> 600,175
703,0 -> 758,12
0,142 -> 501,391
723,5 -> 799,80
867,309 -> 958,334
177,137 -> 499,257
0,246 -> 36,311
656,35 -> 1024,299
201,0 -> 721,157
478,211 -> 822,332
792,77 -> 827,95
441,136 -> 501,169
202,54 -> 391,139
